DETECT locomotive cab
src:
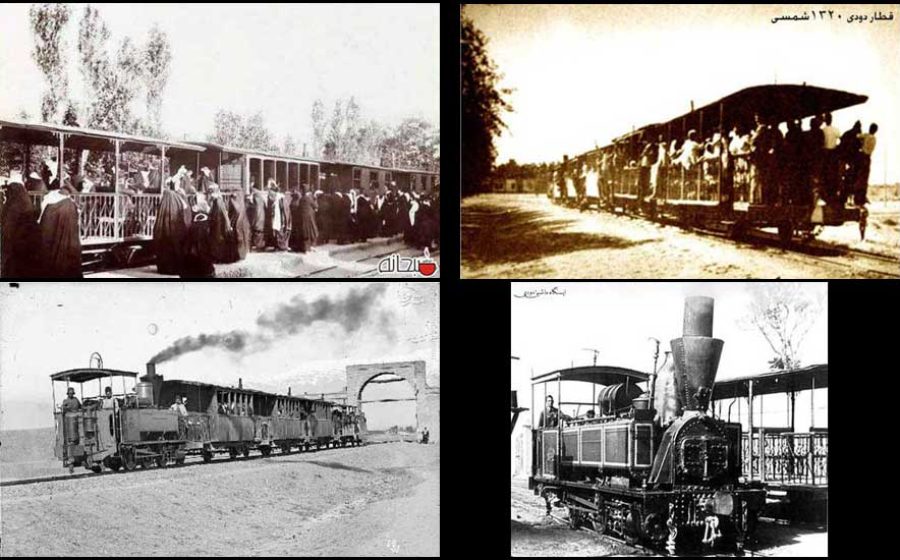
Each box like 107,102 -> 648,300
51,367 -> 140,474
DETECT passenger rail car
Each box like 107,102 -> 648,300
51,363 -> 366,473
530,297 -> 765,554
550,84 -> 869,244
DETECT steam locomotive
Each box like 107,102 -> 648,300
529,297 -> 765,553
51,363 -> 367,473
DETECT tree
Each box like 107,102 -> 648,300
741,283 -> 825,371
282,134 -> 297,156
140,25 -> 172,137
29,3 -> 71,124
311,99 -> 326,158
207,110 -> 275,152
461,8 -> 512,197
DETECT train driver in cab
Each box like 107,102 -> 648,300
170,395 -> 188,416
539,395 -> 570,428
62,387 -> 81,412
101,386 -> 115,409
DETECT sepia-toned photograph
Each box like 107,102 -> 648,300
0,282 -> 440,556
462,4 -> 899,278
0,3 -> 440,279
511,282 -> 828,556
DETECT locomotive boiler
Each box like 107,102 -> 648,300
529,296 -> 764,553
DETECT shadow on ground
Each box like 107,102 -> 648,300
462,203 -> 654,268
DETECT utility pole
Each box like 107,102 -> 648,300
581,348 -> 601,366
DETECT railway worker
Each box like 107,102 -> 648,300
102,387 -> 115,409
802,116 -> 825,200
37,175 -> 82,278
855,123 -> 878,206
538,395 -> 560,428
170,396 -> 188,416
62,387 -> 81,412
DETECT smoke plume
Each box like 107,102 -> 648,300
149,284 -> 392,365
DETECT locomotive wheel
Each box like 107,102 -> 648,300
201,450 -> 212,463
229,448 -> 238,460
175,456 -> 185,465
242,447 -> 250,458
109,459 -> 122,472
260,446 -> 272,457
156,453 -> 167,468
123,450 -> 137,471
568,508 -> 582,530
90,465 -> 102,474
591,499 -> 607,534
778,220 -> 794,246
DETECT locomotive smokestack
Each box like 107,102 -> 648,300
670,296 -> 723,414
146,362 -> 156,378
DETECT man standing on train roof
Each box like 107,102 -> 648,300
62,387 -> 81,412
102,386 -> 115,409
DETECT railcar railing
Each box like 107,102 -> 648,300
742,431 -> 828,486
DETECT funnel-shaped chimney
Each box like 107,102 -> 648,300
670,296 -> 723,413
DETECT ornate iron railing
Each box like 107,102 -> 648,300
742,431 -> 828,486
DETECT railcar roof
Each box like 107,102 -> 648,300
191,141 -> 321,164
0,117 -> 205,153
649,84 -> 867,137
50,368 -> 139,383
712,363 -> 828,398
163,378 -> 339,404
532,365 -> 649,386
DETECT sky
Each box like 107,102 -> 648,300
0,282 -> 439,430
466,4 -> 900,183
0,3 -> 439,147
510,282 -> 828,431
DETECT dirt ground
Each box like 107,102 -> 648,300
462,194 -> 898,278
87,236 -> 439,278
0,442 -> 439,557
511,480 -> 826,557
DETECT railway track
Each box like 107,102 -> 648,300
588,203 -> 899,277
548,511 -> 772,558
0,441 -> 370,488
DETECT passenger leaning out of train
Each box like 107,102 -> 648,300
169,395 -> 188,416
62,387 -> 81,412
538,395 -> 571,428
101,386 -> 115,409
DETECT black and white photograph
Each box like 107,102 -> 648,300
462,4 -> 899,278
0,282 -> 440,556
0,3 -> 440,279
511,282 -> 827,556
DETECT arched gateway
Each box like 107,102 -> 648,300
346,361 -> 439,442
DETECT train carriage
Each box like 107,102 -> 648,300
551,84 -> 870,244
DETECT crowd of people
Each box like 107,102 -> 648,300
557,112 -> 878,208
0,161 -> 439,278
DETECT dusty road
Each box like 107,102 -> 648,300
511,480 -> 826,557
462,194 -> 899,278
0,442 -> 439,557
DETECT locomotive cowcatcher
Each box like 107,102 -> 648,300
529,296 -> 765,553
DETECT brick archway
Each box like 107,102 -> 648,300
347,360 -> 439,442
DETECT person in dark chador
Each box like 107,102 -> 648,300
289,189 -> 303,251
838,121 -> 863,205
782,119 -> 804,205
247,178 -> 267,250
264,181 -> 288,251
227,191 -> 251,261
1,171 -> 41,277
197,167 -> 214,194
331,191 -> 350,244
295,187 -> 319,253
207,190 -> 236,263
37,177 -> 82,278
315,188 -> 332,243
415,196 -> 438,250
179,210 -> 216,278
153,187 -> 191,274
282,188 -> 293,250
355,190 -> 374,242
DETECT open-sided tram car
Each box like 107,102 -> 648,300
550,84 -> 869,243
530,297 -> 765,553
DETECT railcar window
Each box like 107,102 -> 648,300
352,168 -> 362,190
